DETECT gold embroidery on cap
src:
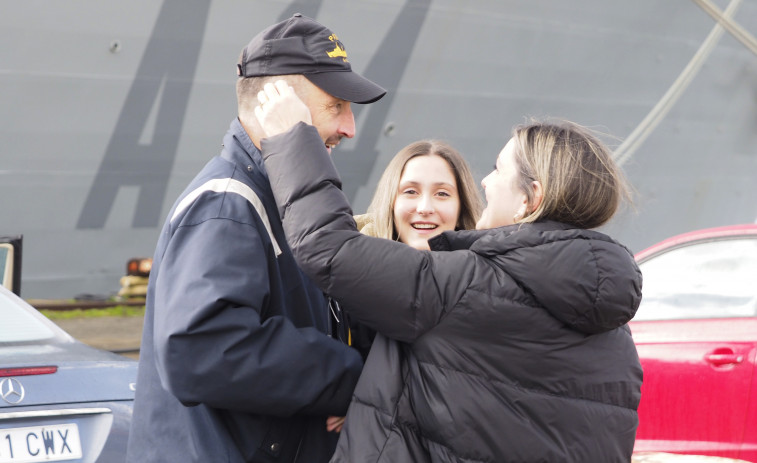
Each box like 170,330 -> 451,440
326,34 -> 349,62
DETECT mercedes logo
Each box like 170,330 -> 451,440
0,378 -> 25,404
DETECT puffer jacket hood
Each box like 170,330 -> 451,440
437,221 -> 642,334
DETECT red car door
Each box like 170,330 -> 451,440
629,228 -> 757,461
632,318 -> 757,459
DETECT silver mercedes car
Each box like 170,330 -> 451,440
0,237 -> 136,463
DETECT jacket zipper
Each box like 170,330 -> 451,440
292,434 -> 303,463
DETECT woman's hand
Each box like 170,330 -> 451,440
254,80 -> 312,138
326,415 -> 345,433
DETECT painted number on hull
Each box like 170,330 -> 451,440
0,423 -> 82,462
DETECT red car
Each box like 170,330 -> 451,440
630,224 -> 757,461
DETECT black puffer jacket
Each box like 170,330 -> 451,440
261,124 -> 643,463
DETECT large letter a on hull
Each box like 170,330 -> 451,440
77,0 -> 210,229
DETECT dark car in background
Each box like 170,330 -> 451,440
0,236 -> 136,463
630,224 -> 757,461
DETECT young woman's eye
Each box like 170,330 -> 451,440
401,189 -> 418,195
436,191 -> 451,198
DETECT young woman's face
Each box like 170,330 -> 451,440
476,138 -> 528,230
393,154 -> 461,250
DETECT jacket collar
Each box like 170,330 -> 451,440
429,221 -> 573,252
221,118 -> 267,178
429,227 -> 511,251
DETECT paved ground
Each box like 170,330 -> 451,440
53,316 -> 143,360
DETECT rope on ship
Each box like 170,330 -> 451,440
613,0 -> 757,166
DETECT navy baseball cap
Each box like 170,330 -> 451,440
237,13 -> 386,104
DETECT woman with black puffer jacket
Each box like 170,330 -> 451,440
254,81 -> 643,463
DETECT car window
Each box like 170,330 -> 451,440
634,237 -> 757,321
0,290 -> 56,342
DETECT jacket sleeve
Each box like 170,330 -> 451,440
152,212 -> 362,417
261,123 -> 474,343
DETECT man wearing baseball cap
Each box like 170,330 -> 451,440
127,14 -> 385,463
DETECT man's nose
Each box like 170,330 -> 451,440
338,104 -> 356,139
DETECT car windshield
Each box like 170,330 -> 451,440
0,291 -> 57,342
634,236 -> 757,321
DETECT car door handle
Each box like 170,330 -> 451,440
704,349 -> 744,367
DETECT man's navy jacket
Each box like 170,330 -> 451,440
126,119 -> 363,463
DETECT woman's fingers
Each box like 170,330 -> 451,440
326,415 -> 346,433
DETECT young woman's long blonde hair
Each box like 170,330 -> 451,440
512,119 -> 631,229
366,140 -> 482,240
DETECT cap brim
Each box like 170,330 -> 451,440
305,71 -> 386,104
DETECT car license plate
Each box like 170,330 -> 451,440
0,423 -> 82,462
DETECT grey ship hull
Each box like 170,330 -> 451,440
0,0 -> 755,299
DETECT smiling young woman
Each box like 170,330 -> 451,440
349,140 -> 482,360
361,140 -> 482,250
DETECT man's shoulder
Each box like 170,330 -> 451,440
168,159 -> 273,225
